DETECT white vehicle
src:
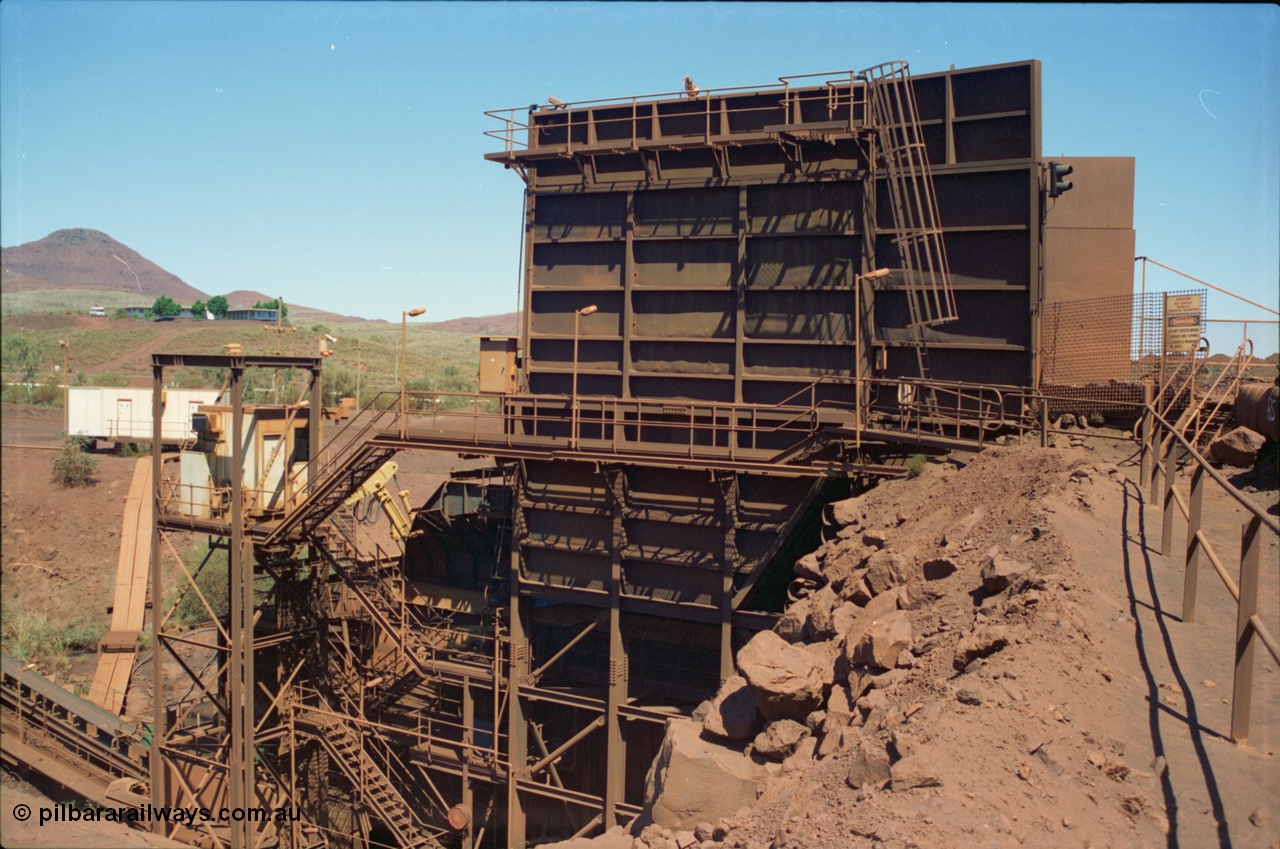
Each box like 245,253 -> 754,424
67,386 -> 222,448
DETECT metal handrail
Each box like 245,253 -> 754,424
484,73 -> 868,153
1140,402 -> 1278,743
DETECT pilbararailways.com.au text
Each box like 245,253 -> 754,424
36,802 -> 302,826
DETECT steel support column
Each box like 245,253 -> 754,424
228,367 -> 256,849
603,467 -> 628,828
717,472 -> 739,682
149,363 -> 167,834
506,464 -> 530,846
461,680 -> 475,849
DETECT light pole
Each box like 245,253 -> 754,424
572,305 -> 597,448
58,340 -> 69,434
401,307 -> 426,439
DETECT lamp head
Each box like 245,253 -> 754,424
578,305 -> 598,317
406,307 -> 426,318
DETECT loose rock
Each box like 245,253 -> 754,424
953,625 -> 1011,671
848,609 -> 913,670
890,755 -> 942,790
702,675 -> 763,741
752,719 -> 810,761
845,739 -> 892,789
737,631 -> 826,721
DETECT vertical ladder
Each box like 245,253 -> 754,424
862,60 -> 955,429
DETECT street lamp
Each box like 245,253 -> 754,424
58,340 -> 69,433
401,307 -> 426,439
572,305 -> 597,448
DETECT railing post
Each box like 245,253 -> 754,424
1181,463 -> 1205,623
1231,515 -> 1262,743
1161,439 -> 1179,557
1140,385 -> 1153,489
1040,397 -> 1049,448
1150,423 -> 1164,504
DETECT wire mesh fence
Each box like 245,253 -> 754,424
1041,289 -> 1207,415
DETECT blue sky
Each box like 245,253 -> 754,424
2,2 -> 1277,354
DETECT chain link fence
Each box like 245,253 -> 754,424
1041,289 -> 1207,415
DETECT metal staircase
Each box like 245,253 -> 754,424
265,403 -> 400,545
304,706 -> 444,849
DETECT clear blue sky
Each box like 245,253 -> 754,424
2,2 -> 1277,354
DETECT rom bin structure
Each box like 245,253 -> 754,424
3,59 -> 1146,849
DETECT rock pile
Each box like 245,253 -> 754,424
557,446 -> 1197,849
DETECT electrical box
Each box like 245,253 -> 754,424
477,336 -> 519,394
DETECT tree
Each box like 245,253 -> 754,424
2,335 -> 42,383
207,295 -> 229,318
191,299 -> 206,317
254,298 -> 288,319
151,296 -> 182,318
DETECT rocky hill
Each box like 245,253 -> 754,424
1,229 -> 206,302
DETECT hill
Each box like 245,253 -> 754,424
422,312 -> 518,336
1,229 -> 207,302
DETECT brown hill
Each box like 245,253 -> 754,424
0,228 -> 207,302
422,312 -> 518,336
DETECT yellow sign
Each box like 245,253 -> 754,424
1163,293 -> 1203,353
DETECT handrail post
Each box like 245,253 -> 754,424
1139,385 -> 1153,489
1150,420 -> 1164,504
1181,462 -> 1205,623
1161,439 -> 1179,557
1231,515 -> 1262,743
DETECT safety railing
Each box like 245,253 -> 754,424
1139,403 -> 1279,742
291,686 -> 508,772
484,73 -> 868,156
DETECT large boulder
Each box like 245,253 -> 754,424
702,675 -> 763,741
840,588 -> 901,656
864,550 -> 912,596
737,631 -> 827,721
642,718 -> 771,831
847,609 -> 913,670
1209,426 -> 1267,468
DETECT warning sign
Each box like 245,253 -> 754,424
1162,293 -> 1203,353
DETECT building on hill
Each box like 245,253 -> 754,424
225,307 -> 280,322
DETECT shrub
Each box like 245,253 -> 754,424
906,453 -> 927,478
171,541 -> 230,627
92,371 -> 129,387
51,435 -> 99,486
30,382 -> 62,406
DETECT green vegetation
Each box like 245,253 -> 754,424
206,294 -> 229,318
254,297 -> 288,319
906,453 -> 927,478
0,603 -> 104,674
91,370 -> 130,387
151,295 -> 182,317
51,434 -> 99,486
1,298 -> 482,406
170,541 -> 230,627
2,334 -> 44,383
191,299 -> 206,316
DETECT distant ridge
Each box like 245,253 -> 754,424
422,313 -> 518,336
1,228 -> 207,302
